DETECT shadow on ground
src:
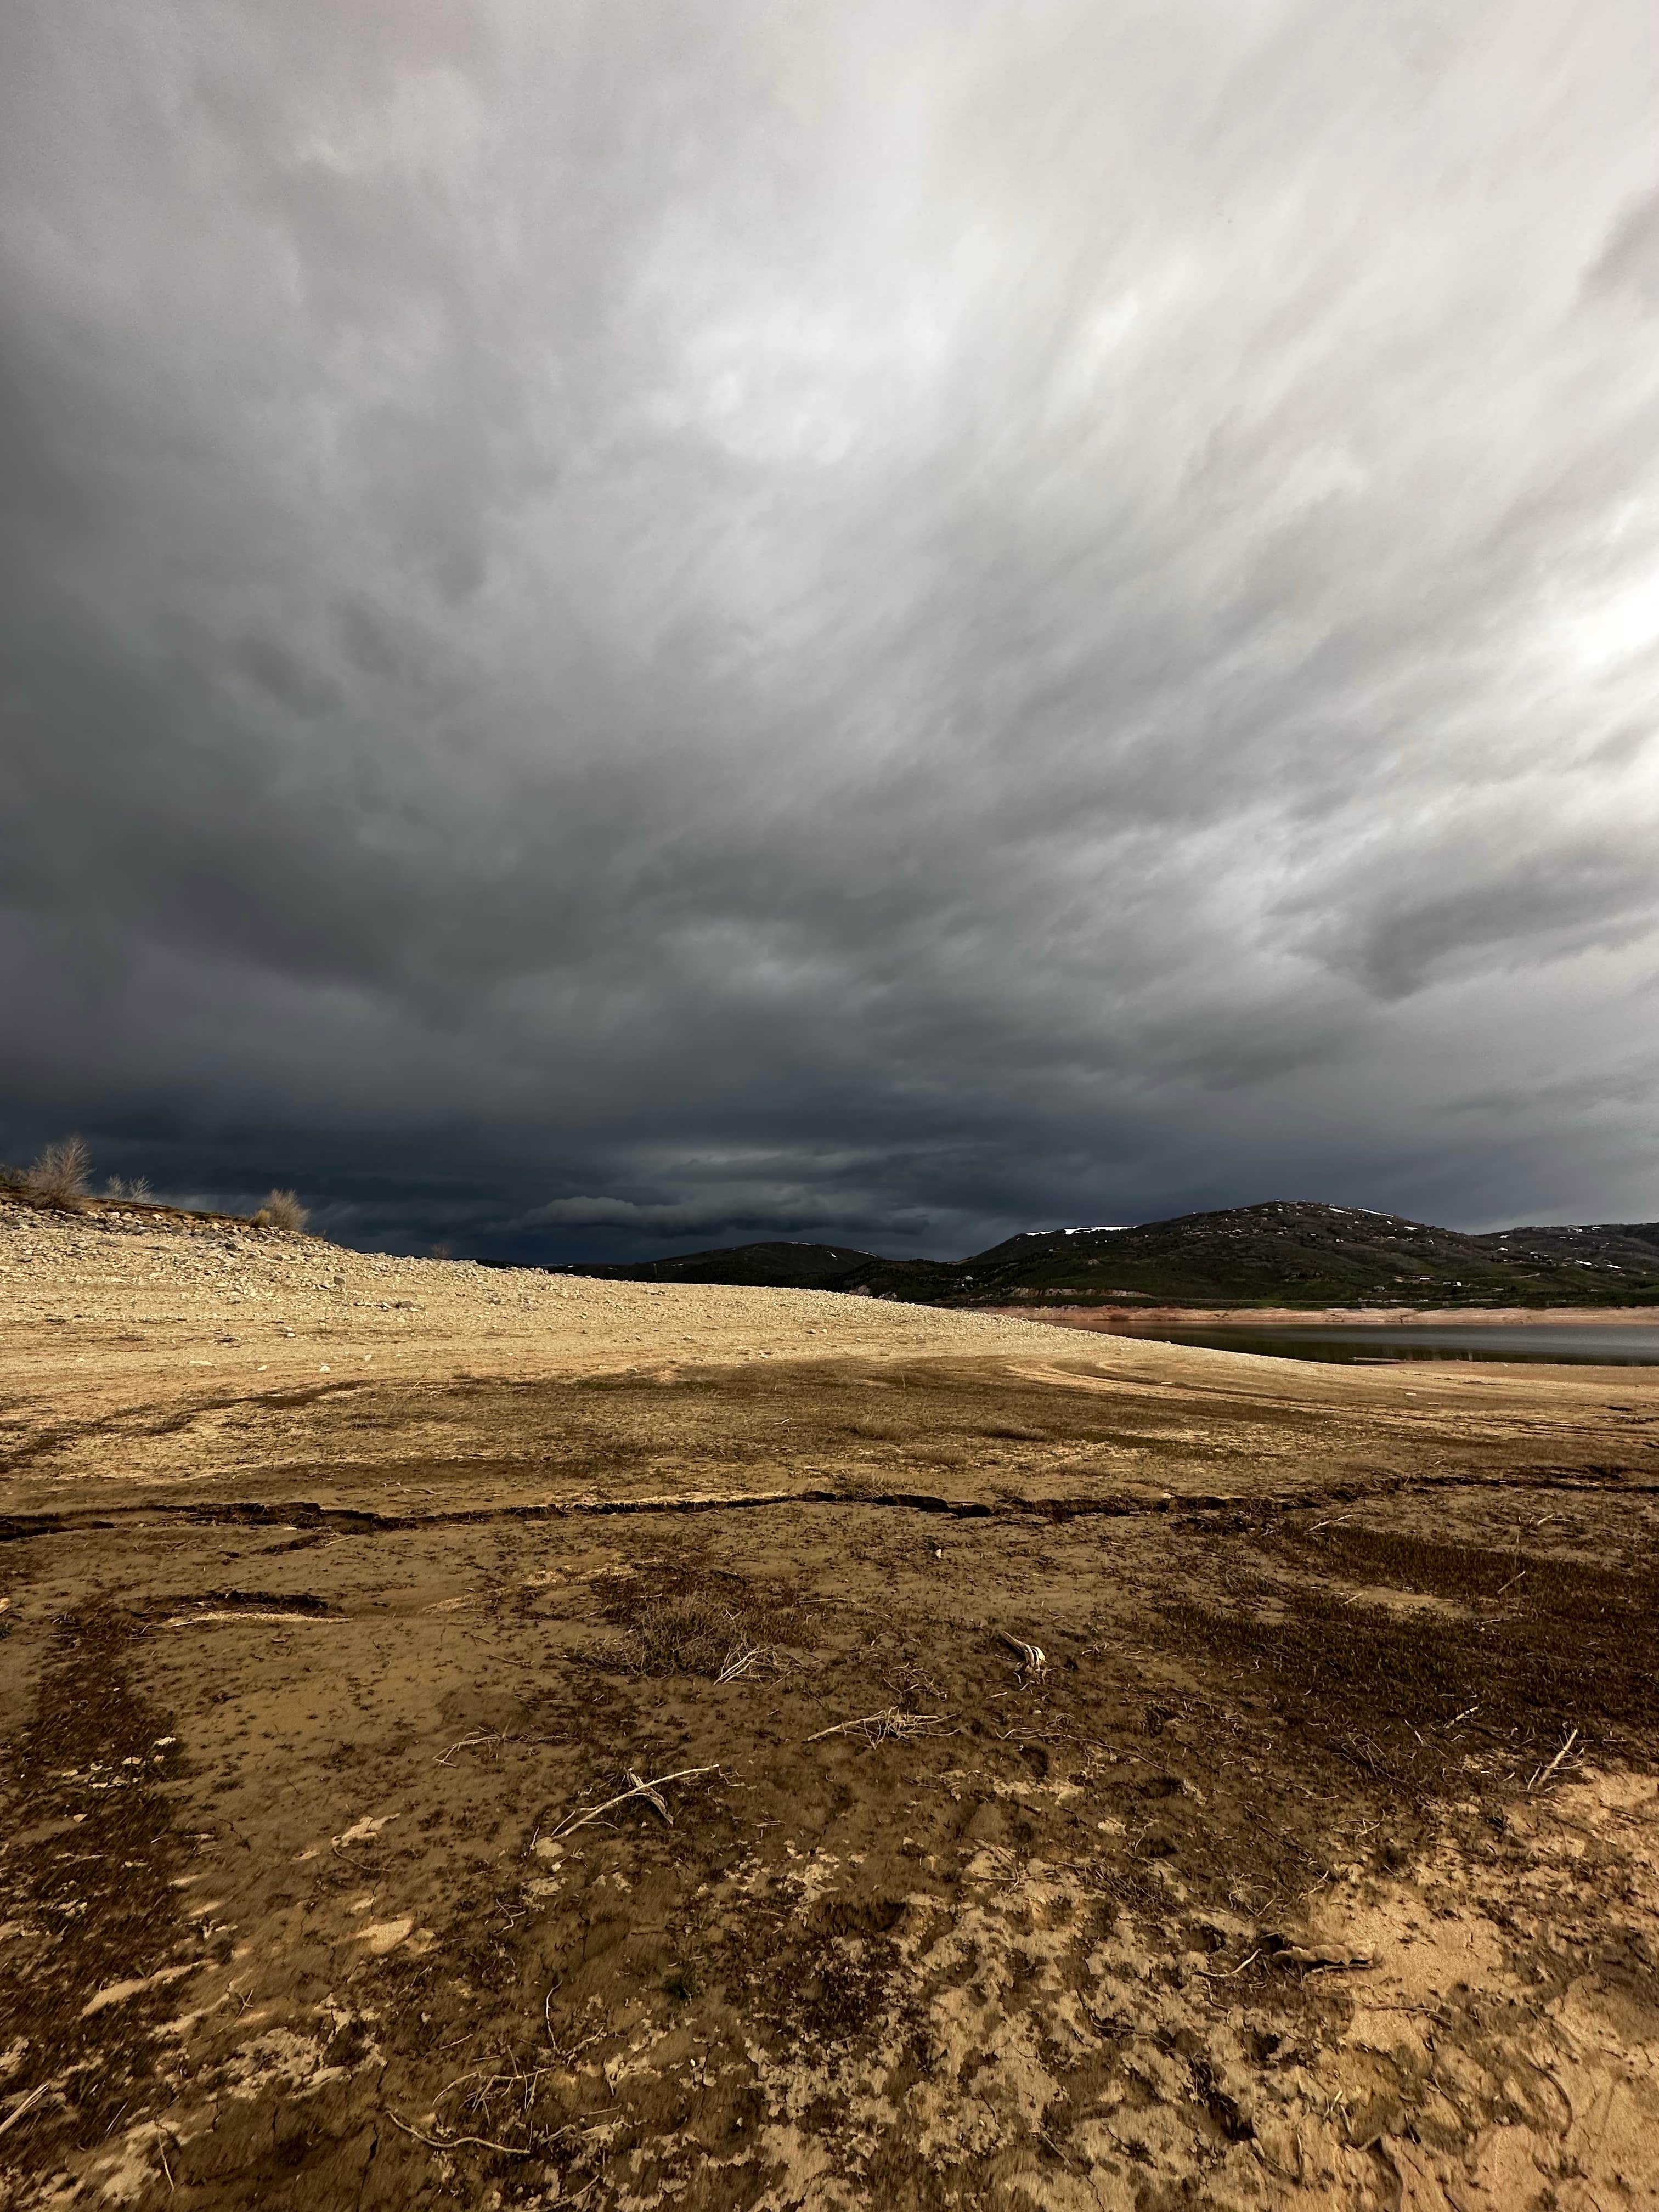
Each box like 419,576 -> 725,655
3,1356 -> 1658,2208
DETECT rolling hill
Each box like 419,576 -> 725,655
563,1200 -> 1659,1310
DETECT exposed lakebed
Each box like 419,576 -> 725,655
9,1209 -> 1659,2209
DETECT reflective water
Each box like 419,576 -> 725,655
1120,1322 -> 1659,1367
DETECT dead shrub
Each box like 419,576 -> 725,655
623,1593 -> 749,1677
25,1134 -> 91,1204
260,1188 -> 309,1233
591,1568 -> 809,1679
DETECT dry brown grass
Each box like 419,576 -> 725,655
618,1592 -> 752,1677
593,1567 -> 808,1679
258,1188 -> 309,1232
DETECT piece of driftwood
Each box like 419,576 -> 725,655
1000,1632 -> 1048,1678
624,1770 -> 670,1822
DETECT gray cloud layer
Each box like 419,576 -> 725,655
4,1 -> 1657,1255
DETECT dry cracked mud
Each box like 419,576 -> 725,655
3,1199 -> 1658,2208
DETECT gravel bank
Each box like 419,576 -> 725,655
0,1195 -> 1067,1383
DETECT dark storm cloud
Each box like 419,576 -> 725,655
3,0 -> 1658,1256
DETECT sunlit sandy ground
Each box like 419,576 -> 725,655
4,1205 -> 1658,2208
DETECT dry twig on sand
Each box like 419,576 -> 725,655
1193,1948 -> 1263,1982
807,1707 -> 953,1746
1527,1726 -> 1580,1791
436,1728 -> 506,1765
436,1727 -> 554,1767
0,2081 -> 57,2140
544,1993 -> 605,2068
1276,1946 -> 1373,1973
548,1765 -> 718,1839
716,1641 -> 784,1683
386,2111 -> 535,2158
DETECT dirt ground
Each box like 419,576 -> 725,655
4,1203 -> 1659,2209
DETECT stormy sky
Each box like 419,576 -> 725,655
4,1 -> 1658,1261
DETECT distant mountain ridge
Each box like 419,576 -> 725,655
561,1200 -> 1659,1310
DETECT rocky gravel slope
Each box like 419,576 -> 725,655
0,1194 -> 1068,1412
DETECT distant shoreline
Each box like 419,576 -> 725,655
981,1303 -> 1659,1330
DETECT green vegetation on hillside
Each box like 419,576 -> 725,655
570,1201 -> 1659,1310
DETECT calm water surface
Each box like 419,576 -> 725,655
1122,1322 -> 1659,1367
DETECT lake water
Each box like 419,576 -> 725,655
1120,1322 -> 1659,1367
